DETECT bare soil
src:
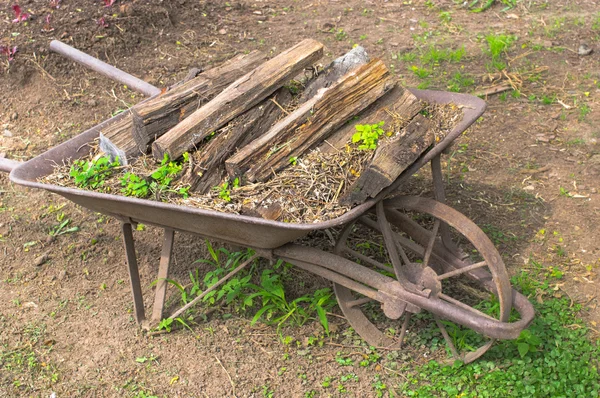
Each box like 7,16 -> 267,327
1,1 -> 599,397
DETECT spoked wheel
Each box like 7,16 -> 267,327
333,195 -> 512,364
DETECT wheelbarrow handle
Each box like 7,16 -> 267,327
0,42 -> 164,175
0,157 -> 22,174
49,40 -> 161,97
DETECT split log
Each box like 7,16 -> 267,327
97,53 -> 265,162
299,45 -> 370,103
340,114 -> 434,206
182,87 -> 292,193
151,39 -> 324,161
319,85 -> 423,153
225,59 -> 394,183
131,51 -> 267,153
98,116 -> 138,163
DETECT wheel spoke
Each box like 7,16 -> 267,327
423,219 -> 440,269
341,247 -> 391,272
438,293 -> 497,321
434,315 -> 460,359
346,297 -> 373,308
436,261 -> 488,281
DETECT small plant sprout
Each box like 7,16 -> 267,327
97,16 -> 109,28
103,0 -> 116,7
12,4 -> 30,23
216,177 -> 238,202
42,14 -> 54,32
352,121 -> 386,150
289,156 -> 298,165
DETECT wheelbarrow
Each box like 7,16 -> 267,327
3,41 -> 535,364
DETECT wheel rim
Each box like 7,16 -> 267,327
333,195 -> 512,364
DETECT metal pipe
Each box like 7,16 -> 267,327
49,40 -> 161,97
0,157 -> 21,174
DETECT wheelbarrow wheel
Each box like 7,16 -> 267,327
333,195 -> 512,364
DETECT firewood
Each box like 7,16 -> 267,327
131,51 -> 267,153
225,59 -> 393,183
318,85 -> 423,153
299,45 -> 370,103
182,87 -> 292,193
97,52 -> 266,163
151,39 -> 324,161
340,114 -> 434,206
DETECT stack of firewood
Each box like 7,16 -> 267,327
99,39 -> 436,209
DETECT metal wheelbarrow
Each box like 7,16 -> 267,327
4,41 -> 535,364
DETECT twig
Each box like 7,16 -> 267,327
214,355 -> 236,396
270,97 -> 290,115
519,165 -> 550,175
29,57 -> 56,81
472,84 -> 512,98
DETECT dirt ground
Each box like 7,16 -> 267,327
1,0 -> 599,397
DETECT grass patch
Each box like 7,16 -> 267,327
399,272 -> 600,397
0,320 -> 60,393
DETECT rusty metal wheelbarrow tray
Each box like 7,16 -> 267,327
9,89 -> 484,249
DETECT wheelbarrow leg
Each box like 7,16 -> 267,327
151,228 -> 175,323
121,222 -> 146,324
430,154 -> 464,259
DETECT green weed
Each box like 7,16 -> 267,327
485,33 -> 516,70
593,12 -> 600,31
352,121 -> 387,150
120,153 -> 190,200
332,28 -> 348,41
49,217 -> 79,237
578,103 -> 591,121
410,65 -> 432,79
447,71 -> 475,92
216,177 -> 239,202
439,11 -> 452,23
468,0 -> 520,12
421,46 -> 465,65
169,242 -> 336,335
247,270 -> 336,334
70,156 -> 120,190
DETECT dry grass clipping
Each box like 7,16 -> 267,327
41,103 -> 462,224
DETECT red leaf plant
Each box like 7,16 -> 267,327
97,16 -> 108,28
0,45 -> 18,61
12,4 -> 30,23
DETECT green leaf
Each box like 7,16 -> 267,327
517,342 -> 530,358
251,304 -> 275,325
316,305 -> 329,334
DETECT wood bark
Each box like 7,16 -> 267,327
225,59 -> 393,183
318,84 -> 423,153
182,88 -> 292,193
131,51 -> 267,153
151,39 -> 324,161
340,114 -> 434,206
